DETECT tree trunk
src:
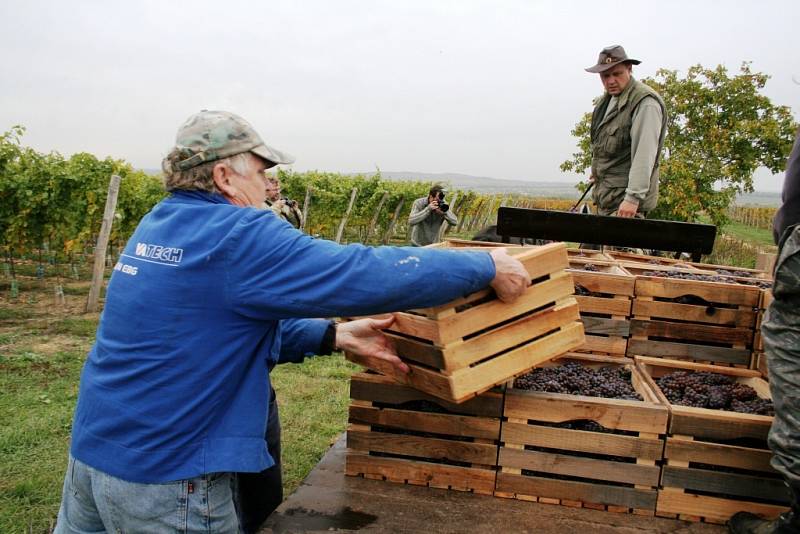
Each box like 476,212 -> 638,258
335,187 -> 359,244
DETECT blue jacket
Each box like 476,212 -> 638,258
70,191 -> 495,483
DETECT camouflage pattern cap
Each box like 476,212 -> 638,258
170,110 -> 295,171
585,45 -> 641,73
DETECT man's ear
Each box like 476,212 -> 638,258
212,162 -> 237,198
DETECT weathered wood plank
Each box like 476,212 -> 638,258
499,448 -> 660,486
496,472 -> 657,510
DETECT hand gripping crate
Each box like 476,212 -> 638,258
568,259 -> 635,357
635,356 -> 790,524
625,270 -> 761,367
345,372 -> 502,495
346,243 -> 585,403
495,353 -> 668,515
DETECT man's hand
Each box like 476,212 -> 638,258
489,248 -> 530,303
336,316 -> 409,374
617,199 -> 639,218
429,199 -> 441,213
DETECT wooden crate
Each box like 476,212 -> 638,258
345,372 -> 502,495
495,353 -> 668,514
569,259 -> 634,357
346,243 -> 585,403
429,238 -> 509,248
567,248 -> 614,261
626,273 -> 760,367
635,357 -> 790,524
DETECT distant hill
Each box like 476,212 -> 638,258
355,171 -> 583,198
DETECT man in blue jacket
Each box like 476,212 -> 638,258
54,110 -> 529,533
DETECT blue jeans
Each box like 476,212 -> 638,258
54,456 -> 238,533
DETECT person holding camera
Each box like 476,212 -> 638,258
264,176 -> 304,229
408,185 -> 458,246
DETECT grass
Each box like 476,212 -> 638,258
720,220 -> 776,248
0,275 -> 358,532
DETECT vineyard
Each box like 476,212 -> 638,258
0,124 -> 781,304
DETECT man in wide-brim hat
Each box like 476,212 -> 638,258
584,45 -> 667,218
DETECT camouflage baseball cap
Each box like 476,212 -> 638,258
585,45 -> 641,73
169,110 -> 295,171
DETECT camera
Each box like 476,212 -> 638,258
435,191 -> 449,213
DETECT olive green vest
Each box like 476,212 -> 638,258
590,78 -> 667,214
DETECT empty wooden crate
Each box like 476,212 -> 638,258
346,243 -> 585,403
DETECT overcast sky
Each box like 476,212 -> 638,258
1,0 -> 797,191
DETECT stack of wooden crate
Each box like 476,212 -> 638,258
636,357 -> 789,524
344,241 -> 786,525
568,259 -> 635,358
495,353 -> 667,515
346,372 -> 502,494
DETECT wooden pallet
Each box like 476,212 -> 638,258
346,243 -> 585,403
495,353 -> 668,514
635,357 -> 789,524
626,275 -> 760,367
345,372 -> 502,495
569,260 -> 634,357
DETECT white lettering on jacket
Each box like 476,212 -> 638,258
121,242 -> 184,267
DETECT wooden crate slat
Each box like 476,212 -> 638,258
662,466 -> 788,503
575,295 -> 631,316
627,338 -> 752,366
496,472 -> 657,510
582,316 -> 631,337
635,277 -> 761,306
571,271 -> 636,297
502,422 -> 663,460
347,428 -> 498,465
499,448 -> 660,486
630,319 -> 754,346
349,405 -> 501,440
668,410 -> 771,441
504,391 -> 667,435
579,335 -> 629,356
346,452 -> 497,494
632,299 -> 755,328
349,372 -> 503,417
665,438 -> 773,472
656,491 -> 788,524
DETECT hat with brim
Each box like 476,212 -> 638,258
585,45 -> 641,73
171,110 -> 295,171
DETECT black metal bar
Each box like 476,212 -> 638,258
496,207 -> 716,257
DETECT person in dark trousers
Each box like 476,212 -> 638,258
52,110 -> 530,533
584,45 -> 667,218
729,130 -> 800,533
